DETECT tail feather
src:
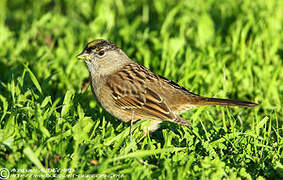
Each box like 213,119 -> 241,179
170,97 -> 257,127
172,115 -> 192,126
196,97 -> 258,107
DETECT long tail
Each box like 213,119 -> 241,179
171,97 -> 257,126
195,97 -> 258,107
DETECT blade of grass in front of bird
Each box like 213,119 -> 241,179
103,147 -> 186,164
23,64 -> 43,94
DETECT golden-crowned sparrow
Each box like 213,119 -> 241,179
77,39 -> 257,138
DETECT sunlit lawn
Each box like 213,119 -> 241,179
0,0 -> 282,179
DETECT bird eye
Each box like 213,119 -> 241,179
97,50 -> 105,57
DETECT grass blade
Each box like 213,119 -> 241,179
23,64 -> 43,94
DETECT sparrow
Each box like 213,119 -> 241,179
77,39 -> 257,140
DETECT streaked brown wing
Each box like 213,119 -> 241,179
105,63 -> 176,121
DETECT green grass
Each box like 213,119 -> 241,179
0,0 -> 282,179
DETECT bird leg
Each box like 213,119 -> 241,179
130,110 -> 134,142
129,110 -> 151,166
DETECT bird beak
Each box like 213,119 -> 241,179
76,52 -> 88,60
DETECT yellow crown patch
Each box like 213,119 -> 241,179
87,39 -> 104,48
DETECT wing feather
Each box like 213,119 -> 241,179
105,63 -> 176,121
